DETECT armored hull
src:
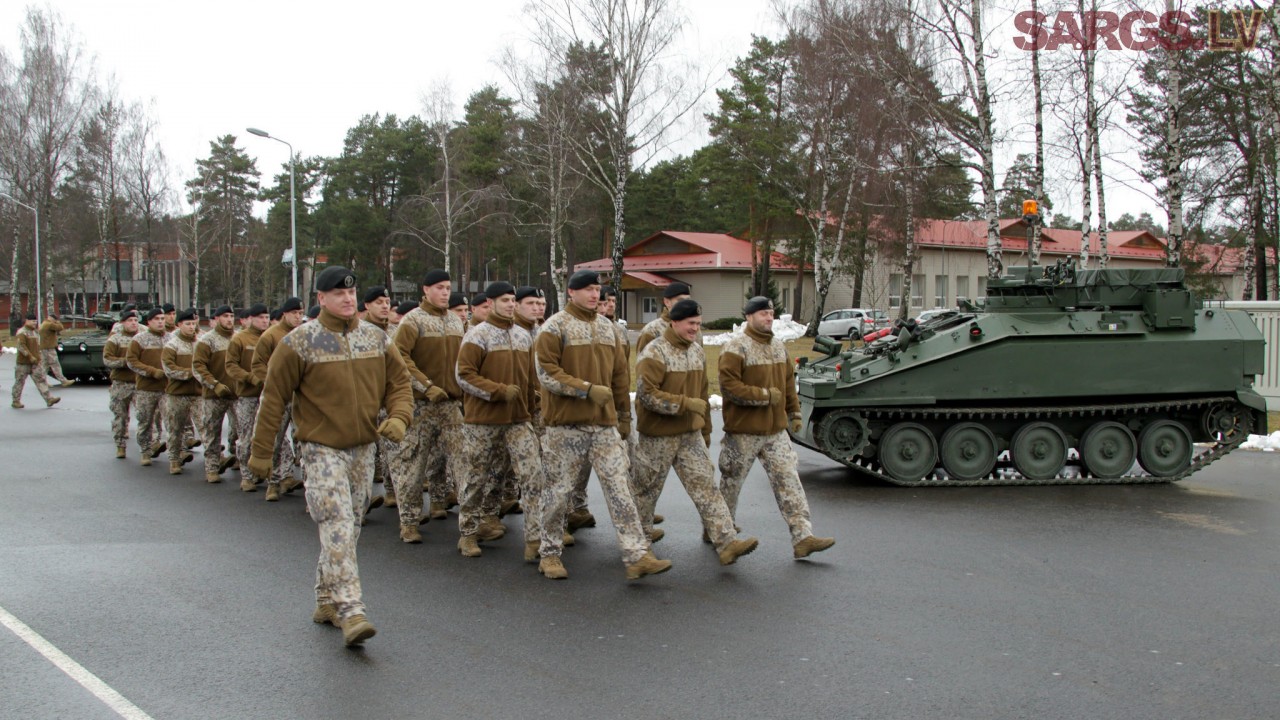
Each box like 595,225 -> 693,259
793,264 -> 1266,485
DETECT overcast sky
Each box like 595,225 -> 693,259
1,0 -> 1157,222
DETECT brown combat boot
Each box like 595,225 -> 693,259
206,472 -> 221,484
240,477 -> 257,492
563,531 -> 575,547
458,535 -> 482,557
648,528 -> 665,543
217,455 -> 235,474
341,614 -> 376,647
539,556 -> 568,579
169,461 -> 183,475
653,514 -> 664,524
499,499 -> 522,517
429,501 -> 448,520
265,484 -> 281,502
384,490 -> 397,508
46,396 -> 60,407
367,494 -> 384,510
445,491 -> 458,509
400,524 -> 422,544
717,537 -> 760,566
625,551 -> 672,580
793,535 -> 836,559
477,517 -> 506,542
11,402 -> 24,409
115,446 -> 126,459
140,452 -> 152,468
566,509 -> 596,532
281,477 -> 303,494
524,540 -> 540,563
312,603 -> 340,628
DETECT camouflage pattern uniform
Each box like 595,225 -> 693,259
633,329 -> 737,550
38,317 -> 70,384
103,326 -> 138,449
300,441 -> 375,621
225,325 -> 264,475
193,325 -> 236,479
126,327 -> 168,457
717,328 -> 814,545
571,315 -> 630,514
253,323 -> 298,490
536,304 -> 648,564
162,330 -> 201,466
11,325 -> 55,406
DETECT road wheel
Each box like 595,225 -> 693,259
940,422 -> 998,481
1137,420 -> 1193,477
878,422 -> 937,482
1012,421 -> 1068,480
1080,421 -> 1136,479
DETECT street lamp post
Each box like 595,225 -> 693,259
484,257 -> 497,287
246,127 -> 297,297
0,191 -> 41,320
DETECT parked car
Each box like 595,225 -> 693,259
817,308 -> 889,339
914,308 -> 957,324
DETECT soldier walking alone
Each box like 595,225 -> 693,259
38,310 -> 73,385
10,314 -> 59,409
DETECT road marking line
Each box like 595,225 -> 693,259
0,604 -> 154,720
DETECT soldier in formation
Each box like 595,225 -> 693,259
10,313 -> 59,408
193,305 -> 238,483
103,310 -> 138,454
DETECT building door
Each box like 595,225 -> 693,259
642,296 -> 659,322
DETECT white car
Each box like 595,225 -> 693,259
817,308 -> 888,339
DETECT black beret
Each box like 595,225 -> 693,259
599,285 -> 618,298
176,308 -> 198,323
120,310 -> 137,321
515,286 -> 544,302
362,286 -> 388,304
269,308 -> 283,321
470,292 -> 491,307
668,298 -> 702,322
307,305 -> 321,319
485,281 -> 516,299
247,303 -> 268,317
568,270 -> 599,290
143,308 -> 164,322
279,297 -> 304,314
744,296 -> 774,315
161,303 -> 176,313
663,282 -> 691,299
315,266 -> 356,292
213,304 -> 233,318
234,308 -> 248,319
25,312 -> 37,320
358,302 -> 366,312
396,300 -> 418,315
423,269 -> 450,287
448,292 -> 467,309
123,303 -> 136,312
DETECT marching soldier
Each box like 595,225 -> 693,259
193,305 -> 238,483
391,300 -> 415,334
161,309 -> 202,475
469,292 -> 491,327
717,296 -> 835,560
10,314 -> 59,409
455,282 -> 543,558
448,292 -> 468,322
636,282 -> 691,354
126,308 -> 169,465
392,269 -> 465,541
226,303 -> 269,492
362,286 -> 395,510
103,310 -> 139,456
534,270 -> 669,581
253,297 -> 305,499
38,310 -> 73,385
633,299 -> 758,564
249,266 -> 413,647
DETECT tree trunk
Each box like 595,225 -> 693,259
1093,138 -> 1109,267
1030,0 -> 1045,266
973,0 -> 1001,279
1251,176 -> 1267,300
899,172 -> 917,322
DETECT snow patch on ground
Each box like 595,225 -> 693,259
1241,432 -> 1280,452
703,314 -> 807,346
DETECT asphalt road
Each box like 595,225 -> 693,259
1,355 -> 1278,720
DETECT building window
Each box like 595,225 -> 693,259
911,274 -> 924,308
642,296 -> 659,317
956,276 -> 969,304
889,274 -> 902,307
934,275 -> 948,308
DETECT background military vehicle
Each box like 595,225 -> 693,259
55,328 -> 111,382
792,261 -> 1266,486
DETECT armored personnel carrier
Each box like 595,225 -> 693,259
792,261 -> 1266,486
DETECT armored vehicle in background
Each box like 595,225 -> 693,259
56,330 -> 111,382
792,262 -> 1266,486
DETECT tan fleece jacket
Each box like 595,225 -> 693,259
635,327 -> 711,441
456,313 -> 537,424
226,326 -> 263,398
395,300 -> 464,400
718,325 -> 801,435
534,302 -> 630,427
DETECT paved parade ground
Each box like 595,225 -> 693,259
2,357 -> 1278,720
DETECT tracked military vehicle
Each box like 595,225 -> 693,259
792,261 -> 1267,486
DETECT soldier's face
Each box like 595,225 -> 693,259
598,295 -> 615,317
147,315 -> 165,332
122,317 -> 138,333
25,318 -> 36,329
366,296 -> 391,321
250,313 -> 270,331
282,309 -> 304,328
568,285 -> 599,311
517,298 -> 539,323
747,309 -> 773,334
424,281 -> 451,310
673,316 -> 702,342
491,294 -> 516,319
472,301 -> 491,321
534,297 -> 546,320
179,318 -> 198,334
319,287 -> 358,319
391,310 -> 404,324
165,312 -> 176,325
449,306 -> 467,321
216,313 -> 234,330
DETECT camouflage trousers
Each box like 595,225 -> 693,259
375,408 -> 395,496
40,348 -> 70,384
133,390 -> 164,456
233,397 -> 260,471
108,381 -> 136,448
391,399 -> 461,528
718,431 -> 813,544
166,395 -> 199,464
633,431 -> 736,551
539,425 -> 647,564
300,440 -> 374,622
11,362 -> 53,405
571,425 -> 636,513
458,422 -> 544,541
266,403 -> 296,484
202,397 -> 235,477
